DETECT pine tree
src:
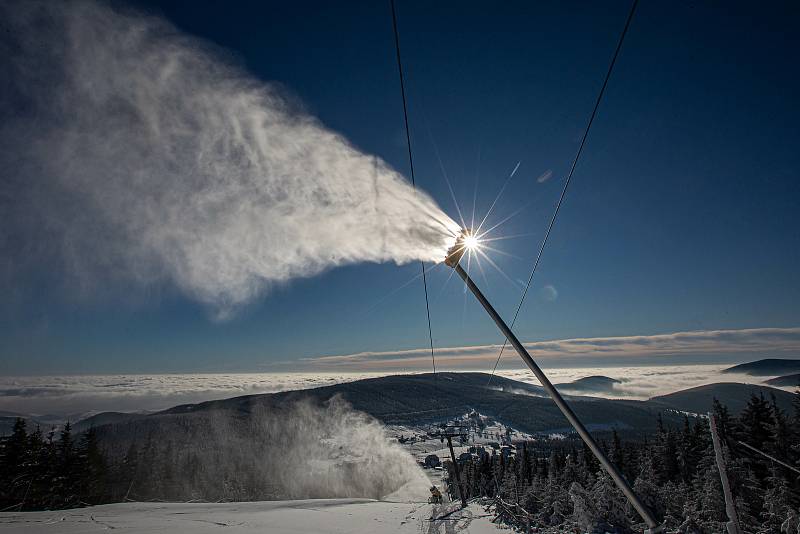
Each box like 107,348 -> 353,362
758,467 -> 791,534
660,480 -> 689,529
677,416 -> 694,484
590,468 -> 628,530
661,429 -> 680,482
738,392 -> 773,451
610,429 -> 625,475
730,464 -> 762,532
633,447 -> 665,522
768,393 -> 791,461
54,422 -> 78,508
580,440 -> 599,487
77,427 -> 106,505
0,418 -> 29,508
792,386 -> 800,464
516,442 -> 531,485
25,425 -> 47,509
569,481 -> 600,532
692,442 -> 726,531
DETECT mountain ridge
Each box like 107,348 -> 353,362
722,358 -> 800,376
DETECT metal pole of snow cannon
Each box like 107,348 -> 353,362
444,232 -> 662,533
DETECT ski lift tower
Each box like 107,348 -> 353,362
432,424 -> 469,508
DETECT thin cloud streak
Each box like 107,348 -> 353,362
301,327 -> 800,370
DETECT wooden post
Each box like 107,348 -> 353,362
708,412 -> 741,534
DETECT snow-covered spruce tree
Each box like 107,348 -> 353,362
691,441 -> 726,533
579,440 -> 598,489
0,418 -> 29,508
521,474 -> 542,516
677,416 -> 696,485
516,442 -> 532,486
660,480 -> 689,530
632,447 -> 665,523
589,468 -> 629,532
609,430 -> 625,478
537,451 -> 570,526
76,427 -> 107,505
737,393 -> 773,453
499,468 -> 517,502
768,393 -> 792,466
758,466 -> 793,534
654,423 -> 680,484
53,422 -> 80,508
570,481 -> 603,533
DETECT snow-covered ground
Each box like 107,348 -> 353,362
0,499 -> 500,534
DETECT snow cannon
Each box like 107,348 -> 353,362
444,229 -> 471,268
444,227 -> 663,532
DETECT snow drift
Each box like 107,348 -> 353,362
0,0 -> 458,318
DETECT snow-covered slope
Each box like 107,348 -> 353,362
0,500 -> 498,534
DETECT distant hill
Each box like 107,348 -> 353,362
157,372 -> 676,434
78,373 -> 691,451
722,358 -> 800,376
649,382 -> 795,414
764,373 -> 800,387
555,375 -> 620,394
73,411 -> 148,433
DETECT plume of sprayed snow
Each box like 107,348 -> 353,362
248,397 -> 430,501
0,1 -> 459,318
98,396 -> 430,502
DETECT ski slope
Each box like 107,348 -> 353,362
0,499 -> 500,534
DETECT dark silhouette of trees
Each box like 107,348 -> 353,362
446,395 -> 800,533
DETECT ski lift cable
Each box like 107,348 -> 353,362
483,0 -> 640,392
736,439 -> 800,477
390,0 -> 437,377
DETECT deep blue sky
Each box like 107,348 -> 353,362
2,0 -> 798,374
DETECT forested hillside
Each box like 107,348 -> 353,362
447,391 -> 800,533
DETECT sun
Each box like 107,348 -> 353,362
463,233 -> 480,250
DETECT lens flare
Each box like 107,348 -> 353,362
463,234 -> 480,250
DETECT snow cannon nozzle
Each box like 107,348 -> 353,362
444,229 -> 471,268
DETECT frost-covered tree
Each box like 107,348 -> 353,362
692,442 -> 726,531
738,392 -> 773,451
633,447 -> 664,522
570,481 -> 603,533
759,466 -> 793,533
590,469 -> 629,531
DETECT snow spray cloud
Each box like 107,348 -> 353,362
97,396 -> 430,502
247,397 -> 430,501
0,1 -> 459,318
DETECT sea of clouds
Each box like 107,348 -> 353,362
0,365 -> 791,418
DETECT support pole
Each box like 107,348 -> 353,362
451,261 -> 661,532
709,412 -> 742,534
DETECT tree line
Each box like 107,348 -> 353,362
445,390 -> 800,533
0,417 -> 281,509
0,422 -> 106,510
1,388 -> 798,533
